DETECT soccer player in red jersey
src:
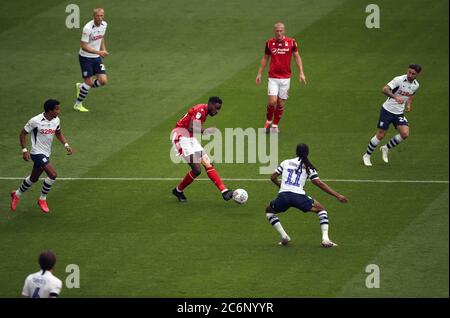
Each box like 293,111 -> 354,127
256,22 -> 307,133
171,96 -> 234,202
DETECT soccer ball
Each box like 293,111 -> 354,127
233,189 -> 248,204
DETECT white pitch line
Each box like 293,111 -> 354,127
0,177 -> 448,184
318,179 -> 449,184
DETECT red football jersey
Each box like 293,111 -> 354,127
174,103 -> 209,137
265,36 -> 298,79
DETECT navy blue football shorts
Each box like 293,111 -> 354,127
31,154 -> 50,168
270,192 -> 315,213
377,107 -> 409,130
79,55 -> 106,78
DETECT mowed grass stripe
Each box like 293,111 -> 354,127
0,0 -> 447,298
61,0 -> 344,180
337,187 -> 449,297
0,0 -> 343,179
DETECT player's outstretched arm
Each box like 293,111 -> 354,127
270,172 -> 281,188
312,178 -> 348,203
19,129 -> 30,161
55,130 -> 73,155
256,54 -> 269,85
100,38 -> 109,56
294,51 -> 306,84
405,95 -> 415,112
101,38 -> 106,52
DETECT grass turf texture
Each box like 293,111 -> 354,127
0,0 -> 448,297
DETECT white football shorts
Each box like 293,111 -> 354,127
173,135 -> 204,159
268,77 -> 291,100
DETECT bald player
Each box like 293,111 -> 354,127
256,22 -> 307,133
73,7 -> 109,112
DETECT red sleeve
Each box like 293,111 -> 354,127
182,107 -> 196,128
292,39 -> 298,53
185,108 -> 193,120
264,41 -> 270,55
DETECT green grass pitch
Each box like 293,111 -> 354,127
0,0 -> 448,297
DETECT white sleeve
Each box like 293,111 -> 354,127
49,279 -> 62,297
81,26 -> 91,43
308,168 -> 319,180
275,160 -> 286,174
386,76 -> 402,90
21,276 -> 31,297
24,118 -> 38,133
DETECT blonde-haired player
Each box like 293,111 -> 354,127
74,7 -> 109,112
256,22 -> 306,133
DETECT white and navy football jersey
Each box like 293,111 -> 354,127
22,270 -> 62,298
275,157 -> 319,195
24,113 -> 60,157
79,20 -> 107,58
382,75 -> 419,114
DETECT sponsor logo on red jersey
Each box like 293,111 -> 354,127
265,37 -> 298,78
